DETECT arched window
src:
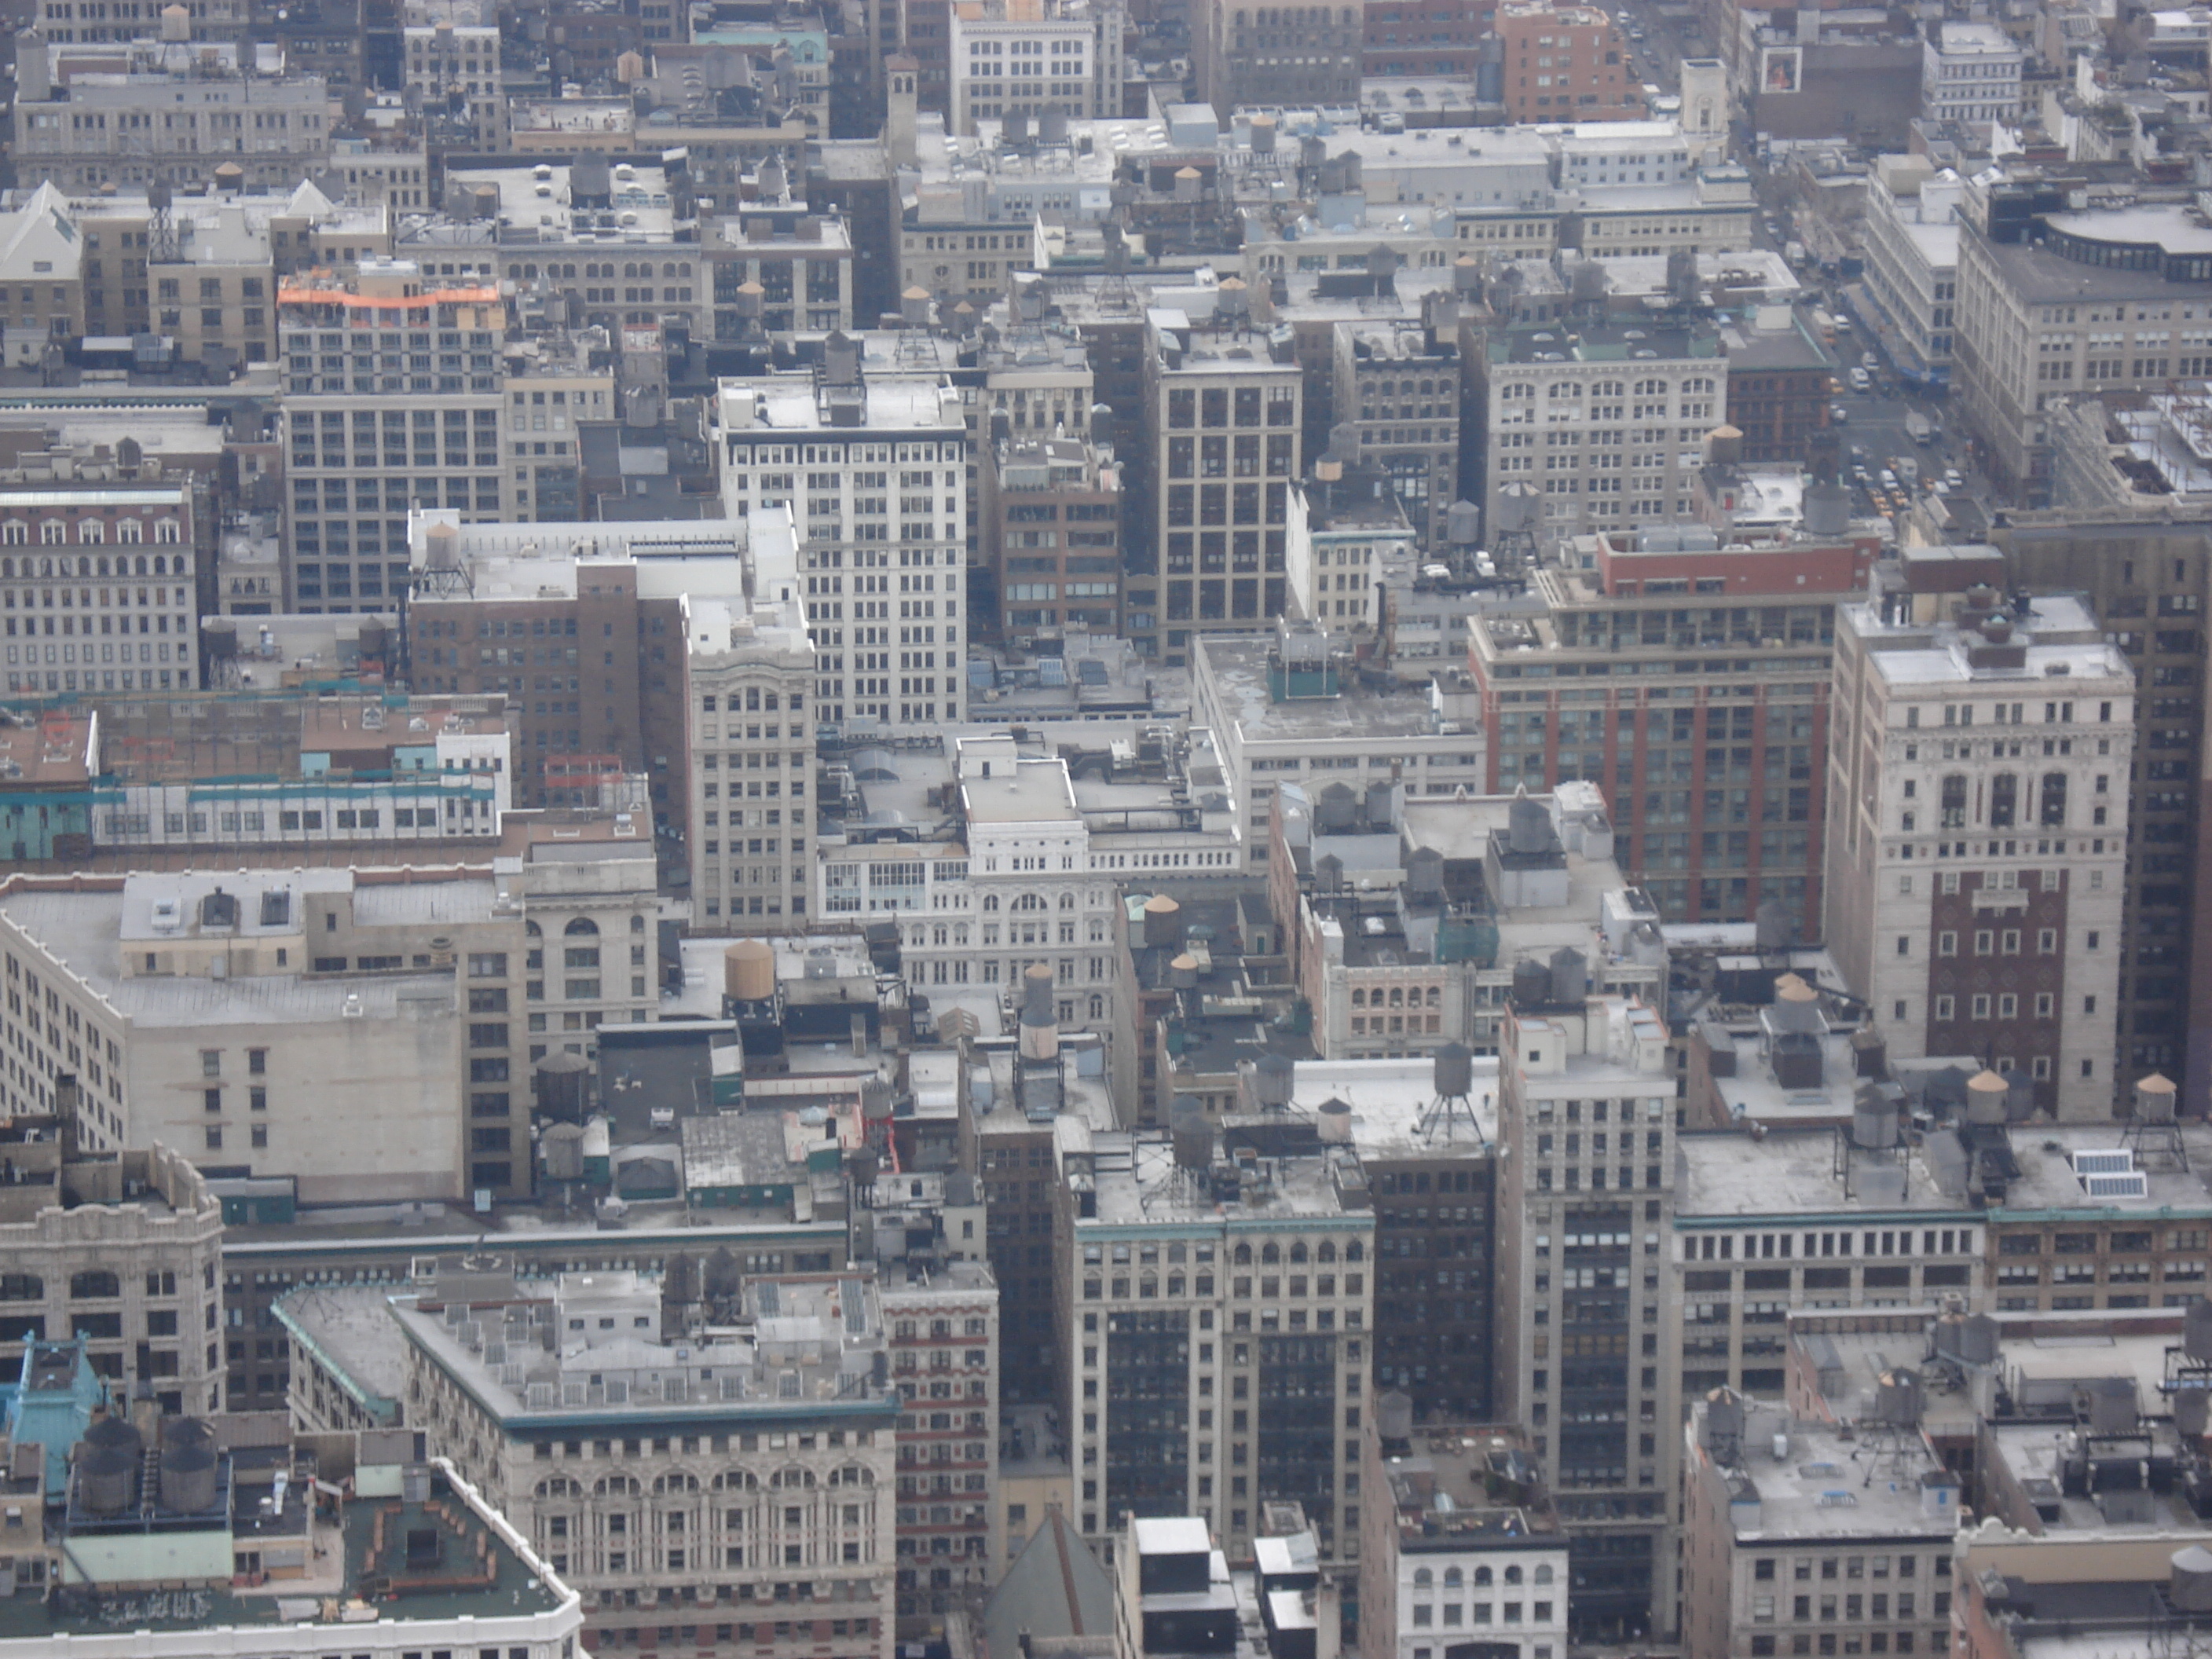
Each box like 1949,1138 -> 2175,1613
1988,772 -> 2017,829
1443,1567 -> 1463,1588
1233,1243 -> 1252,1265
1317,1241 -> 1336,1263
1474,1566 -> 1492,1587
1346,1240 -> 1364,1262
1262,1243 -> 1280,1265
1533,1565 -> 1554,1587
630,914 -> 646,932
1413,1569 -> 1434,1588
983,895 -> 999,911
564,917 -> 599,936
1289,1242 -> 1307,1264
1504,1566 -> 1523,1586
2040,772 -> 2068,826
1013,892 -> 1044,911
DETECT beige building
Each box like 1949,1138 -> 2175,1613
948,0 -> 1108,135
405,23 -> 507,149
1822,549 -> 2133,1119
684,510 -> 817,934
0,1133 -> 223,1415
390,1262 -> 902,1659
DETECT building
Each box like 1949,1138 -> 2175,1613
0,182 -> 86,368
979,432 -> 1125,643
1857,156 -> 1963,390
278,262 -> 613,613
405,511 -> 769,819
1359,1419 -> 1568,1659
1057,1114 -> 1375,1562
0,852 -> 657,1203
1921,21 -> 2022,126
1193,627 -> 1485,876
0,1423 -> 582,1657
1721,310 -> 1836,463
1822,548 -> 2133,1119
716,338 -> 969,732
1475,320 -> 1724,550
881,1258 -> 1002,1620
948,0 -> 1108,134
1190,0 -> 1359,119
1492,989 -> 1672,1641
1361,0 -> 1485,76
1133,313 -> 1302,665
10,36 -> 333,192
1284,473 -> 1413,637
1464,525 -> 1877,932
402,21 -> 505,149
1331,309 -> 1463,551
1496,0 -> 1645,124
1953,180 -> 2212,496
0,1127 -> 223,1415
1679,1388 -> 1958,1659
390,1262 -> 900,1658
684,513 -> 815,934
0,479 -> 200,696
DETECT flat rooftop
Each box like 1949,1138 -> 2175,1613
1677,1128 -> 1978,1221
1197,634 -> 1452,745
1082,1130 -> 1372,1229
1701,1395 -> 1954,1541
1273,1056 -> 1500,1160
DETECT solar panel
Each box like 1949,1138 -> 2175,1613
2082,1173 -> 2148,1198
2073,1149 -> 2135,1175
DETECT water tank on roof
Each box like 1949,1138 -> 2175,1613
1376,1389 -> 1414,1442
861,1079 -> 894,1123
1851,1096 -> 1896,1150
1549,947 -> 1586,1006
1315,782 -> 1359,833
1507,793 -> 1552,854
1511,958 -> 1550,1009
1254,1053 -> 1296,1110
1142,894 -> 1183,949
1406,846 -> 1445,900
2174,1547 -> 2212,1614
535,1052 -> 591,1122
724,939 -> 775,1002
78,1446 -> 136,1515
160,1415 -> 212,1454
159,1441 -> 217,1514
2177,1385 -> 2211,1440
1965,1070 -> 2009,1126
1364,779 -> 1394,828
1702,1388 -> 1743,1453
1170,954 -> 1199,990
1876,1367 -> 1923,1428
1771,976 -> 1822,1034
2088,1375 -> 2138,1436
1170,1098 -> 1214,1171
85,1414 -> 141,1458
1754,894 -> 1794,950
2137,1074 -> 2179,1123
1415,1046 -> 1469,1104
1446,500 -> 1482,547
1317,1097 -> 1353,1144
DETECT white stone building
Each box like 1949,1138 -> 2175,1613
1921,21 -> 2023,126
1822,548 -> 2133,1120
949,0 -> 1111,134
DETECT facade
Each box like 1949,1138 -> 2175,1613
1721,311 -> 1835,463
1332,312 -> 1463,551
686,518 -> 816,935
1359,1420 -> 1569,1659
1057,1117 -> 1375,1563
1858,156 -> 1963,389
1190,0 -> 1359,119
1476,320 -> 1724,550
0,1132 -> 224,1415
881,1259 -> 1002,1620
1133,314 -> 1302,666
279,262 -> 612,613
1465,526 -> 1877,933
10,38 -> 332,192
1679,1390 -> 1957,1659
1954,185 -> 2212,495
948,0 -> 1104,134
1496,0 -> 1645,123
1822,550 -> 2133,1119
717,341 -> 969,733
979,433 -> 1125,643
403,22 -> 505,149
1921,21 -> 2022,126
1284,476 -> 1412,637
392,1264 -> 901,1659
0,182 -> 86,367
0,481 -> 200,696
1492,990 -> 1673,1642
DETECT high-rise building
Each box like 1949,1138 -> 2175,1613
278,261 -> 613,613
1492,989 -> 1673,1643
717,335 -> 969,731
1056,1115 -> 1375,1563
1331,309 -> 1463,552
881,1258 -> 1002,1620
1133,312 -> 1302,666
1857,156 -> 1964,391
1822,548 -> 2133,1119
1189,0 -> 1359,118
980,431 -> 1126,643
1463,526 -> 1877,933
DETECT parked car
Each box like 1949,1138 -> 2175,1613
1848,366 -> 1871,392
1829,403 -> 1848,424
1943,468 -> 1965,489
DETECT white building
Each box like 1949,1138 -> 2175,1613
1921,21 -> 2023,126
1478,319 -> 1726,546
717,336 -> 969,734
0,482 -> 196,697
1858,155 -> 1962,387
1822,548 -> 2133,1121
949,0 -> 1111,134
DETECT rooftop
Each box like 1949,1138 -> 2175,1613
1690,1393 -> 1955,1542
1379,1425 -> 1561,1554
1196,632 -> 1459,746
1077,1128 -> 1374,1231
1489,319 -> 1721,367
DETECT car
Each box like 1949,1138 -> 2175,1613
1878,467 -> 1899,487
650,1105 -> 676,1130
1943,468 -> 1965,489
1848,367 -> 1871,391
1862,351 -> 1879,370
1833,315 -> 1854,333
1829,403 -> 1848,424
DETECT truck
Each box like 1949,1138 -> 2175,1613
1785,240 -> 1807,268
1906,411 -> 1934,445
